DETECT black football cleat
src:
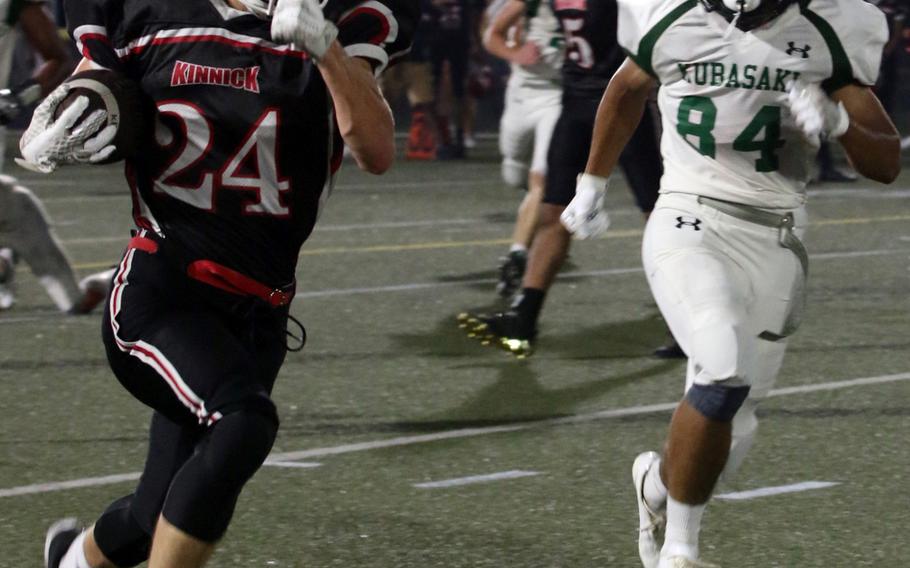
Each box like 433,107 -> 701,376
653,336 -> 686,359
45,518 -> 81,568
495,250 -> 527,299
457,310 -> 537,358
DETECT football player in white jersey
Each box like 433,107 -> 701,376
484,0 -> 563,298
560,0 -> 901,566
0,0 -> 111,313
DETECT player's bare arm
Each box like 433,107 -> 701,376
561,57 -> 655,239
18,4 -> 73,97
584,58 -> 656,179
317,43 -> 396,174
268,0 -> 396,174
831,84 -> 901,184
484,0 -> 539,66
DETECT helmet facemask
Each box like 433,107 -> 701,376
702,0 -> 796,31
236,0 -> 277,19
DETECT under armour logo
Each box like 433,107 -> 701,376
675,216 -> 702,231
786,42 -> 811,58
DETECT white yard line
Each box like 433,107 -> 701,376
288,248 -> 906,299
716,481 -> 841,501
263,461 -> 323,469
0,372 -> 906,499
0,247 -> 903,326
414,470 -> 541,489
38,180 -> 485,203
57,219 -> 488,245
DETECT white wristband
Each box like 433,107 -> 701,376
829,101 -> 850,139
576,173 -> 611,195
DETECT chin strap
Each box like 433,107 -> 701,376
723,6 -> 743,40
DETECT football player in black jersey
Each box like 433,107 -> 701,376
459,0 -> 665,358
20,0 -> 416,566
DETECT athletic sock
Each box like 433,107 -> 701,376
643,459 -> 668,511
511,288 -> 545,331
509,244 -> 528,254
661,496 -> 705,561
59,531 -> 91,568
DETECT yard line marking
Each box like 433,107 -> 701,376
2,372 -> 904,499
0,473 -> 142,498
58,219 -> 488,245
3,248 -> 907,325
296,267 -> 643,299
35,181 -> 910,203
263,461 -> 323,469
64,209 -> 910,269
716,481 -> 841,501
38,180 -> 486,203
808,188 -> 910,199
414,470 -> 541,489
288,248 -> 907,300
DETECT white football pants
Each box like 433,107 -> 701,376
643,191 -> 809,480
498,86 -> 561,188
0,175 -> 83,311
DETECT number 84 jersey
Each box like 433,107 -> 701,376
619,0 -> 888,208
67,0 -> 416,287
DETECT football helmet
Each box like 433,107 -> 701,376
701,0 -> 796,30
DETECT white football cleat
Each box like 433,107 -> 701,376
0,283 -> 13,310
71,268 -> 115,315
44,517 -> 80,568
0,248 -> 16,310
633,451 -> 665,568
659,556 -> 720,568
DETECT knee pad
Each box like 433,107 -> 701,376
502,158 -> 529,189
93,495 -> 152,567
685,383 -> 751,422
689,320 -> 749,382
162,404 -> 278,542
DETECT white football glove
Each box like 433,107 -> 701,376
787,80 -> 850,141
560,173 -> 611,239
16,84 -> 117,174
271,0 -> 339,61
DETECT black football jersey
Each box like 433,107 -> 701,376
551,0 -> 624,99
67,0 -> 416,288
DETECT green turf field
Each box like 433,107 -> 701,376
1,141 -> 908,567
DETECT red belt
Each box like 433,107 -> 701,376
187,261 -> 295,308
127,235 -> 295,308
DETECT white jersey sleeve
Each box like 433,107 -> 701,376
798,0 -> 888,90
617,0 -> 694,78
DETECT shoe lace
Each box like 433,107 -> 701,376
285,314 -> 307,352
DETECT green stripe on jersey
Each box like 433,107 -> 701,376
631,0 -> 698,79
799,0 -> 854,93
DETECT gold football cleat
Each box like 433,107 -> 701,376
456,311 -> 536,359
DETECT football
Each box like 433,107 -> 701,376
52,69 -> 150,163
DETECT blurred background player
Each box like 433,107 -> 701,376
429,0 -> 484,159
380,0 -> 438,160
563,0 -> 900,565
0,0 -> 110,314
483,0 -> 563,299
459,0 -> 664,358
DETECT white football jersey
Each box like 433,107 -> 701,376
618,0 -> 888,208
507,0 -> 564,93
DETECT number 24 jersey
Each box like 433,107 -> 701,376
68,0 -> 417,287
